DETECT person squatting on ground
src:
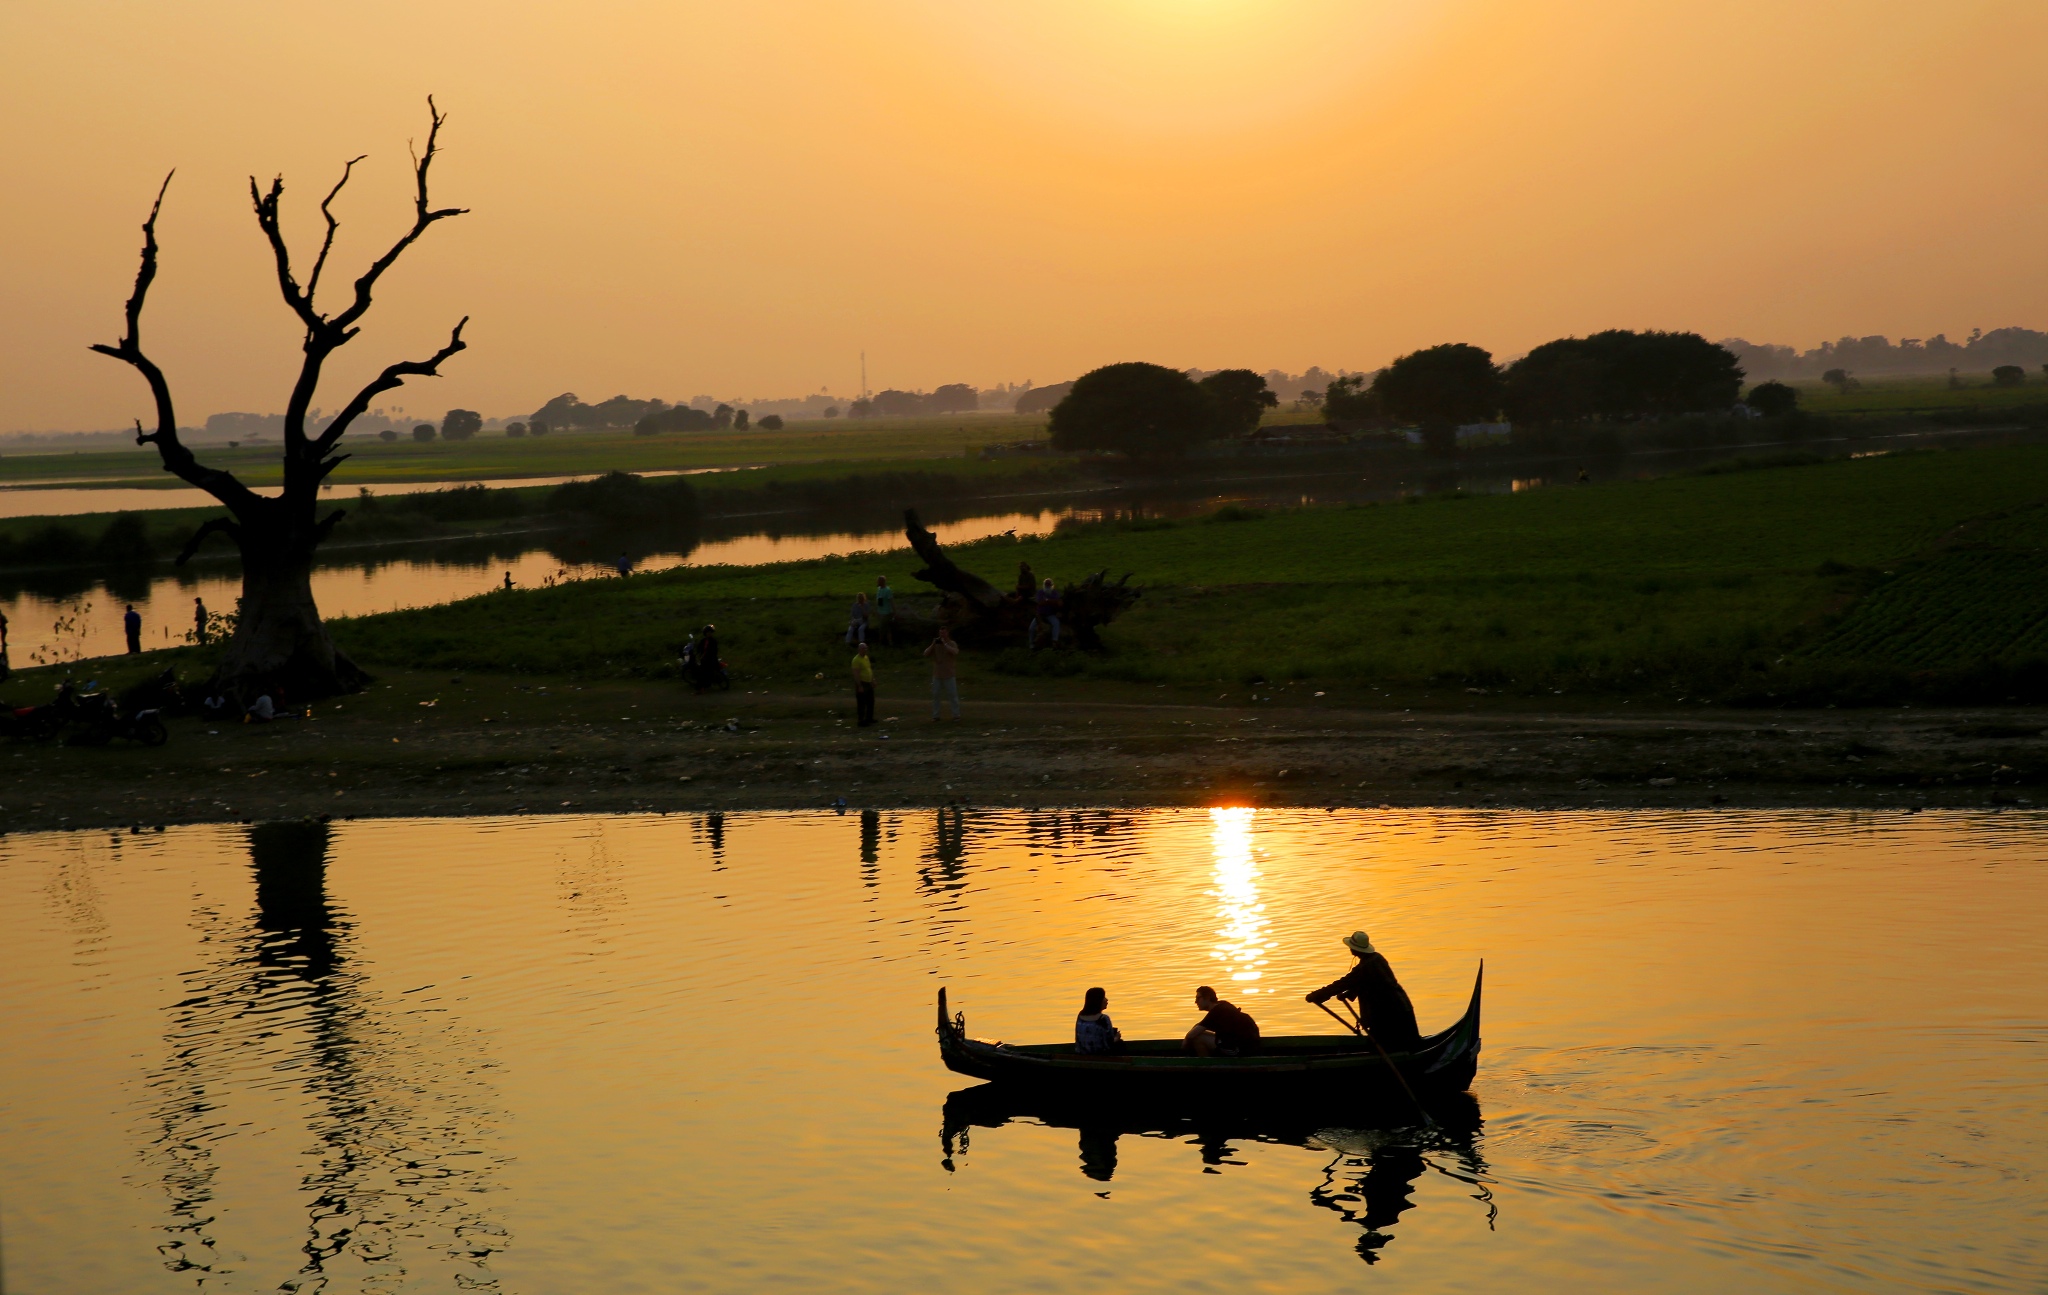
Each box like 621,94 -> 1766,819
1074,987 -> 1124,1055
123,604 -> 142,654
846,591 -> 870,645
874,576 -> 896,646
1031,578 -> 1062,650
924,625 -> 961,720
1183,985 -> 1260,1057
851,641 -> 876,727
1306,929 -> 1422,1052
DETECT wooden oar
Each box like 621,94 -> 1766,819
1314,999 -> 1438,1131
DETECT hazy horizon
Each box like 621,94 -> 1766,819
4,0 -> 2044,434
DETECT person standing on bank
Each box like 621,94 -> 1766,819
192,596 -> 208,644
1305,930 -> 1422,1052
845,591 -> 869,645
874,576 -> 896,647
123,603 -> 142,654
1031,577 -> 1062,650
924,625 -> 961,720
851,641 -> 877,727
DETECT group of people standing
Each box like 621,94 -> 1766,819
850,624 -> 960,726
846,576 -> 964,726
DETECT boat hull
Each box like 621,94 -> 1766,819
935,963 -> 1482,1103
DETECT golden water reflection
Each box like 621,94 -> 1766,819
1,808 -> 2043,1293
1207,806 -> 1271,993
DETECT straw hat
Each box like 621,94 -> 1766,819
1342,930 -> 1376,955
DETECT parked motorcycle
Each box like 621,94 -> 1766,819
679,636 -> 731,693
64,689 -> 169,747
1,680 -> 81,742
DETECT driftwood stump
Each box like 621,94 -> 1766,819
903,509 -> 1140,649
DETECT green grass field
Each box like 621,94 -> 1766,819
1791,373 -> 2048,419
324,442 -> 2048,706
0,412 -> 1054,490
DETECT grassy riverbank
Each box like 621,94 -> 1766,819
316,440 -> 2048,706
7,440 -> 2048,832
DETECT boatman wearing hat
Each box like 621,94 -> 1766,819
1306,931 -> 1422,1052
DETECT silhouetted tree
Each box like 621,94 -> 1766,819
734,409 -> 750,430
1320,373 -> 1381,426
1745,381 -> 1799,417
378,428 -> 398,443
1821,368 -> 1856,392
929,383 -> 980,415
634,406 -> 715,435
1048,362 -> 1218,456
1198,369 -> 1278,437
1992,365 -> 2025,387
412,423 -> 436,442
1014,381 -> 1074,416
757,414 -> 785,430
713,403 -> 734,428
505,421 -> 527,438
1372,344 -> 1502,454
440,408 -> 482,441
92,101 -> 467,697
1503,331 -> 1742,424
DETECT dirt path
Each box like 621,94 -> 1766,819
2,670 -> 2042,833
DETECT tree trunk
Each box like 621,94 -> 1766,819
216,524 -> 366,700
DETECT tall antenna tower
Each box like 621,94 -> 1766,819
860,350 -> 868,400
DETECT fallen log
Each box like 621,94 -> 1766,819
904,509 -> 1140,649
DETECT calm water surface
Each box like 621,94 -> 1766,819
2,808 -> 2041,1292
0,510 -> 1066,667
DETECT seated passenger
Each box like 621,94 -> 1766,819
1074,986 -> 1124,1055
1183,985 -> 1260,1057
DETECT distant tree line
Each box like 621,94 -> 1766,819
846,384 -> 980,418
1724,327 -> 2048,380
1044,331 -> 1782,457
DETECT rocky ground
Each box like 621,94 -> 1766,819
2,670 -> 2042,834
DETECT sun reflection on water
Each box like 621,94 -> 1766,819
1208,807 -> 1271,993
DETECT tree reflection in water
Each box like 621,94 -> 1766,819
139,821 -> 508,1288
940,1085 -> 1492,1264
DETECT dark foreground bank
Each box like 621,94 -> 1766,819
1,667 -> 2040,834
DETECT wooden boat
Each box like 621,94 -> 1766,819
936,963 -> 1482,1099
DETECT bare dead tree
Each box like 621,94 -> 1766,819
903,509 -> 1140,648
91,99 -> 469,699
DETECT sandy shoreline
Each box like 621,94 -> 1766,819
2,669 -> 2041,834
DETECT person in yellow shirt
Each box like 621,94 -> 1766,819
851,642 -> 876,727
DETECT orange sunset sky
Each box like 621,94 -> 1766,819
2,0 -> 2044,430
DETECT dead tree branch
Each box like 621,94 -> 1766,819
311,318 -> 468,454
175,516 -> 245,566
88,174 -> 263,516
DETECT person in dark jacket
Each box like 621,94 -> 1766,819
1306,930 -> 1422,1051
1183,985 -> 1260,1057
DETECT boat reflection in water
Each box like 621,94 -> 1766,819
939,1085 -> 1492,1264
